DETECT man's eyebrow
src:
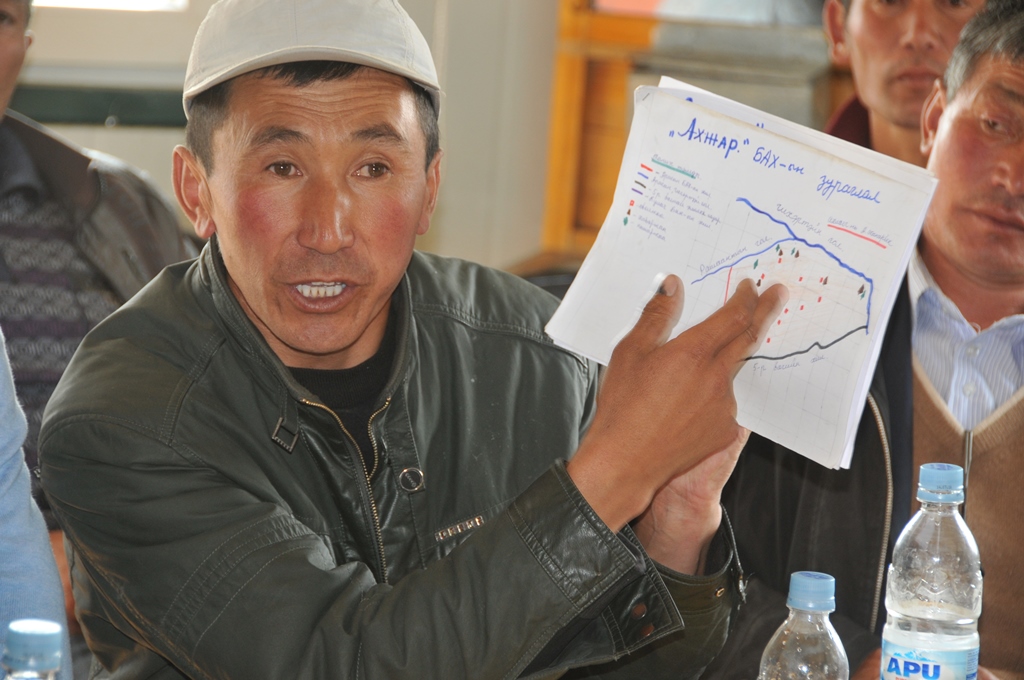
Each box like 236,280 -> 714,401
352,123 -> 408,146
249,126 -> 310,149
993,82 -> 1024,109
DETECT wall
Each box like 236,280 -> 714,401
17,0 -> 559,269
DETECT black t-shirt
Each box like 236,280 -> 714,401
289,310 -> 397,479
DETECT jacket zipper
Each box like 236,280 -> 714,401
366,399 -> 390,480
302,398 -> 392,585
867,393 -> 893,629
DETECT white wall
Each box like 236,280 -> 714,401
17,0 -> 559,269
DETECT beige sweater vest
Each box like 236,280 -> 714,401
913,357 -> 1024,679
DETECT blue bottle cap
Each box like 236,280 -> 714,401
2,619 -> 63,673
787,571 -> 836,612
918,463 -> 965,503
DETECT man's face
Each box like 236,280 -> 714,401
920,55 -> 1024,287
0,0 -> 31,112
177,68 -> 440,370
826,0 -> 983,129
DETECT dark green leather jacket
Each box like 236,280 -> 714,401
41,241 -> 739,679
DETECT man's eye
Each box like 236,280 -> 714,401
357,163 -> 390,178
269,162 -> 297,177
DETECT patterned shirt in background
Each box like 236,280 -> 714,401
909,251 -> 1024,431
0,125 -> 122,527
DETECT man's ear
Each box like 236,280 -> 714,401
823,0 -> 850,66
921,80 -> 947,157
417,149 -> 443,237
173,145 -> 216,240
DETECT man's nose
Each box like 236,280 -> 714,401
900,0 -> 942,52
993,146 -> 1024,197
297,179 -> 356,253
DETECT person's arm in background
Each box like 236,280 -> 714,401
0,328 -> 72,680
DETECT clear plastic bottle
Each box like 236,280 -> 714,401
2,619 -> 62,680
759,571 -> 850,680
882,463 -> 982,680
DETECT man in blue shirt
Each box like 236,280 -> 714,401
0,325 -> 70,680
711,4 -> 1024,679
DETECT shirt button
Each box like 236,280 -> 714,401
631,603 -> 647,620
639,623 -> 655,639
965,346 -> 980,358
962,383 -> 977,397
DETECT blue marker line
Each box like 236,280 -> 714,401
638,172 -> 649,179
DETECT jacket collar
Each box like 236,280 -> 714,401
2,110 -> 99,222
199,237 -> 415,451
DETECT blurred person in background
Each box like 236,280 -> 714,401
822,0 -> 983,165
0,325 -> 70,680
706,3 -> 1024,679
0,0 -> 197,676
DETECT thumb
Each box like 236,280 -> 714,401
620,274 -> 685,352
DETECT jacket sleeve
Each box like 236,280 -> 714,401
41,411 -> 733,680
554,521 -> 741,680
0,332 -> 73,680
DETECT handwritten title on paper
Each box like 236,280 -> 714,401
672,116 -> 882,204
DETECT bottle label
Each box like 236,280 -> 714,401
881,639 -> 979,680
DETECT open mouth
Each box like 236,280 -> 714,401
296,282 -> 347,299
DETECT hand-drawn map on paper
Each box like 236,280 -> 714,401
546,84 -> 936,469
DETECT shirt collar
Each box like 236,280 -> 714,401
0,121 -> 46,201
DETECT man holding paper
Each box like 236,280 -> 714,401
37,1 -> 788,678
709,4 -> 1024,679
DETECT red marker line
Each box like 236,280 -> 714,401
640,163 -> 653,172
827,223 -> 888,249
725,266 -> 733,305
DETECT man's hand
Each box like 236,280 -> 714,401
852,648 -> 881,680
49,528 -> 81,636
567,275 -> 787,533
633,429 -> 749,574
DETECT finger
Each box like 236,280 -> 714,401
619,274 -> 685,351
678,278 -> 761,358
720,282 -> 789,369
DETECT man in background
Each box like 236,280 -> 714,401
823,0 -> 983,165
0,0 -> 196,676
708,3 -> 1024,679
0,326 -> 69,678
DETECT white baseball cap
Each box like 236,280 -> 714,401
182,0 -> 441,119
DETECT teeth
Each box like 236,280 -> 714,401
296,283 -> 346,299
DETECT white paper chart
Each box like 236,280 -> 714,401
546,84 -> 936,469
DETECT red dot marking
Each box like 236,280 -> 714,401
784,308 -> 789,314
778,258 -> 782,263
777,320 -> 782,325
799,277 -> 803,282
817,296 -> 822,302
766,338 -> 771,343
800,305 -> 805,311
761,273 -> 766,279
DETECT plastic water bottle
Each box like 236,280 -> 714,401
2,619 -> 62,680
759,571 -> 849,680
882,463 -> 982,680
